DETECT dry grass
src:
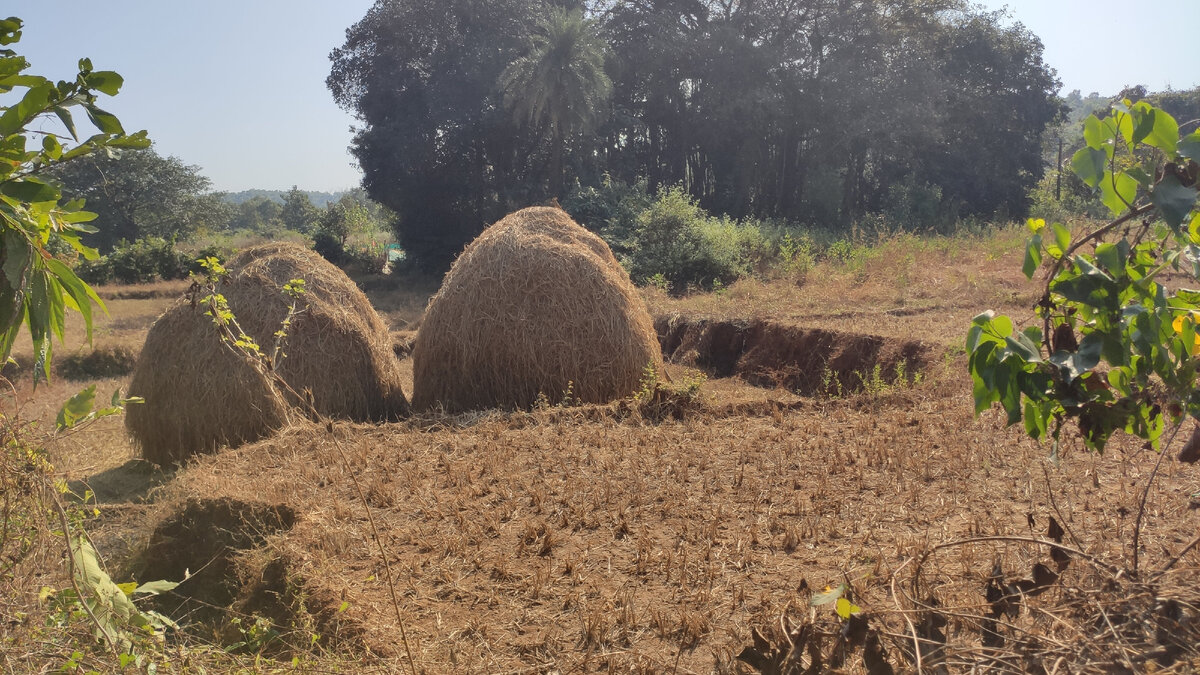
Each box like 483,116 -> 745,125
125,243 -> 409,465
155,364 -> 1200,672
411,207 -> 662,412
3,225 -> 1198,672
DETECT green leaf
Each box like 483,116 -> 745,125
1099,171 -> 1138,216
0,81 -> 53,136
131,579 -> 180,596
83,70 -> 123,96
1083,114 -> 1115,156
810,584 -> 845,606
0,177 -> 60,203
1151,173 -> 1198,230
41,134 -> 61,160
51,106 -> 77,141
1094,241 -> 1128,277
45,258 -> 100,343
1023,233 -> 1043,279
1112,111 -> 1134,151
1024,399 -> 1048,439
1137,106 -> 1179,156
56,384 -> 96,430
1071,147 -> 1107,188
1004,332 -> 1041,363
2,229 -> 29,288
1180,130 -> 1200,162
1051,222 -> 1071,254
83,104 -> 124,134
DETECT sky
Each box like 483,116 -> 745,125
7,1 -> 1200,193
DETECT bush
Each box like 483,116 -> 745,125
625,186 -> 771,293
74,237 -> 193,285
563,175 -> 652,255
312,230 -> 344,264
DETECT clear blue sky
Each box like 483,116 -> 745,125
8,1 -> 1199,193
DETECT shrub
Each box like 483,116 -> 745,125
626,186 -> 746,292
563,175 -> 652,255
75,237 -> 193,285
312,229 -> 344,264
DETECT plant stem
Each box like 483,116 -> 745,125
1131,421 -> 1182,575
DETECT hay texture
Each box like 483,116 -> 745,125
127,243 -> 409,465
411,206 -> 662,412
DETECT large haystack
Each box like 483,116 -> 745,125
411,206 -> 662,412
127,243 -> 409,465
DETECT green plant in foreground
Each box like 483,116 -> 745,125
0,17 -> 149,378
0,17 -> 173,667
967,98 -> 1199,456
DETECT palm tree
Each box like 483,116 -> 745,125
500,8 -> 612,198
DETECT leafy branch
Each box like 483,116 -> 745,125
968,97 -> 1200,455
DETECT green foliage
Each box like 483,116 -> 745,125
49,147 -> 225,251
279,185 -> 320,234
329,0 -> 542,271
0,16 -> 149,380
562,175 -> 652,255
967,99 -> 1200,453
74,236 -> 195,285
626,186 -> 770,292
776,232 -> 816,282
500,6 -> 611,196
332,1 -> 1061,270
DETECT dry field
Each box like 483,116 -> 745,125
3,227 -> 1199,673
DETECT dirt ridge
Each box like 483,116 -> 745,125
655,313 -> 935,395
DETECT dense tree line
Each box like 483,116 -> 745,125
329,0 -> 1063,270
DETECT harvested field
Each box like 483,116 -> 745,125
4,234 -> 1199,673
134,368 -> 1200,672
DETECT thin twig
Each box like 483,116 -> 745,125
915,535 -> 1118,575
1093,600 -> 1138,672
889,556 -> 923,674
1040,460 -> 1085,552
1153,529 -> 1200,580
1132,420 -> 1182,575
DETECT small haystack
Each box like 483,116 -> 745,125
127,243 -> 409,465
411,206 -> 662,412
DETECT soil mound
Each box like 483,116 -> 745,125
411,207 -> 662,412
130,497 -> 297,624
656,315 -> 932,395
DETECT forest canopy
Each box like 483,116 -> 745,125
328,0 -> 1063,270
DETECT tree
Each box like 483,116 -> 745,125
917,10 -> 1064,219
327,0 -> 543,271
229,195 -> 284,232
279,185 -> 320,234
49,146 -> 227,250
500,7 -> 612,198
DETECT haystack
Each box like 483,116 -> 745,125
126,243 -> 409,465
411,206 -> 662,412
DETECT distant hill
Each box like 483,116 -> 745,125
221,189 -> 346,208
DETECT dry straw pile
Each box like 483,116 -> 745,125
126,243 -> 409,465
411,206 -> 662,412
